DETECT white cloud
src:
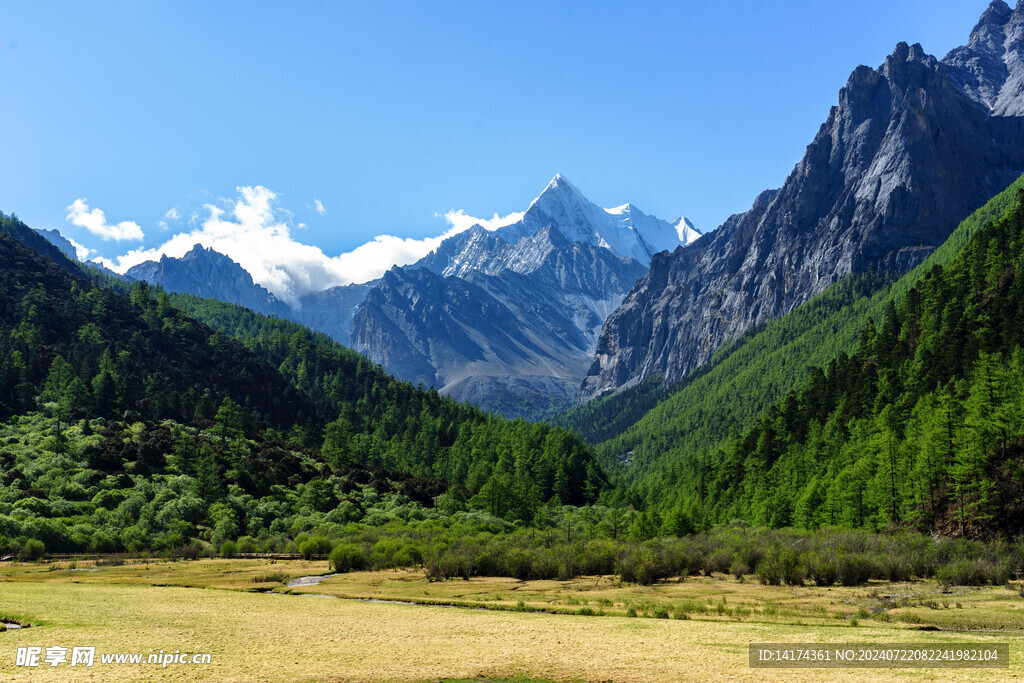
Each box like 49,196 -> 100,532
158,208 -> 181,231
441,208 -> 525,233
314,199 -> 326,215
66,198 -> 144,241
65,236 -> 93,261
98,186 -> 456,305
95,187 -> 532,307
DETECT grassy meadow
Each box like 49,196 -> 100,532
0,558 -> 1022,681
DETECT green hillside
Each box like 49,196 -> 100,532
630,184 -> 1024,537
0,214 -> 607,556
0,214 -> 314,428
562,176 -> 1024,500
162,291 -> 606,507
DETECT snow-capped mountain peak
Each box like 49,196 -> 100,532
672,216 -> 702,245
491,174 -> 697,265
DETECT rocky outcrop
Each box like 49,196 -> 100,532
34,228 -> 79,261
126,245 -> 292,319
944,0 -> 1024,115
581,3 -> 1024,401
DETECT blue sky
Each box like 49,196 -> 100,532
0,1 -> 994,295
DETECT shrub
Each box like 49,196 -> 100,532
737,545 -> 765,574
836,554 -> 877,587
90,531 -> 118,553
935,559 -> 1010,587
879,554 -> 911,582
299,536 -> 333,560
807,551 -> 839,587
730,559 -> 749,581
677,548 -> 705,576
756,547 -> 803,586
219,540 -> 237,558
18,539 -> 45,562
704,550 -> 732,576
582,540 -> 617,575
617,545 -> 672,586
329,543 -> 368,573
174,543 -> 202,560
424,549 -> 472,581
391,544 -> 421,568
236,536 -> 257,554
530,551 -> 560,580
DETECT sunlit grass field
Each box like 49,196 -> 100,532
1,559 -> 1022,681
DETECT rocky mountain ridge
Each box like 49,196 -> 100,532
580,1 -> 1024,402
126,245 -> 293,319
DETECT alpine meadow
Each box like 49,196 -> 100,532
3,2 -> 1024,682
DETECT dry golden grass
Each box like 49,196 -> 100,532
285,567 -> 1024,632
0,557 -> 327,590
0,560 -> 1022,682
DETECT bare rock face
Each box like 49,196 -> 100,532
581,3 -> 1024,401
944,0 -> 1024,115
352,225 -> 648,417
295,282 -> 375,347
126,245 -> 292,319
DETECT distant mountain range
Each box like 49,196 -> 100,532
42,175 -> 698,417
350,175 -> 699,416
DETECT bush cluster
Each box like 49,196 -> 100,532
257,523 -> 1023,589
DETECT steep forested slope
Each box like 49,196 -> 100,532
557,176 -> 1024,489
0,211 -> 610,556
165,291 -> 606,506
0,213 -> 314,428
639,185 -> 1024,537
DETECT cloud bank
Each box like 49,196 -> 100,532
441,208 -> 525,233
66,236 -> 94,261
94,186 -> 529,306
67,199 -> 144,241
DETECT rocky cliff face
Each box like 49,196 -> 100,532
126,245 -> 292,319
580,2 -> 1024,402
945,0 -> 1024,115
34,228 -> 79,261
294,282 -> 375,346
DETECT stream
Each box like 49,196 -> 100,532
284,573 -> 338,588
282,574 -> 485,610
